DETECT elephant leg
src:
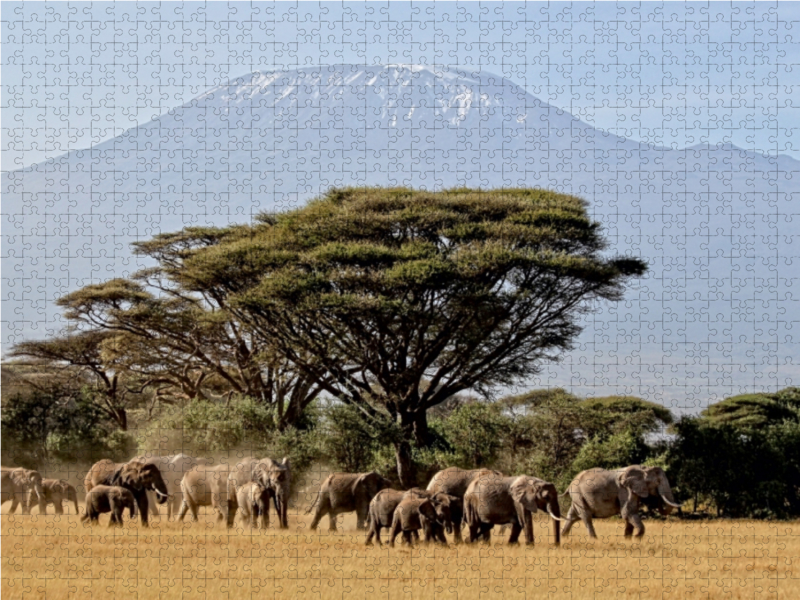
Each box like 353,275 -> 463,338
580,513 -> 597,539
355,503 -> 369,531
561,505 -> 580,537
177,498 -> 189,522
623,521 -> 634,538
262,499 -> 270,530
453,518 -> 463,544
365,521 -> 376,546
55,501 -> 63,515
8,497 -> 19,514
308,497 -> 327,531
629,513 -> 645,538
403,531 -> 414,546
481,524 -> 493,543
148,491 -> 159,516
326,507 -> 339,532
507,522 -> 522,544
388,519 -> 401,548
279,494 -> 288,529
108,500 -> 119,527
467,522 -> 480,543
136,492 -> 150,527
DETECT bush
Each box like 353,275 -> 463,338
667,416 -> 800,518
435,402 -> 508,469
569,431 -> 650,478
137,396 -> 276,454
1,390 -> 134,468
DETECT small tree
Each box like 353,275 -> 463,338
182,187 -> 646,485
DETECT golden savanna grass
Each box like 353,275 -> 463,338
2,506 -> 798,600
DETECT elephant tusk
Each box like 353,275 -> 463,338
154,489 -> 170,499
660,493 -> 682,508
547,506 -> 565,522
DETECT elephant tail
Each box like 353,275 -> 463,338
305,486 -> 323,515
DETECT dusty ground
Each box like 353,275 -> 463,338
1,503 -> 798,599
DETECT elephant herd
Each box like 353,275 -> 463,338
1,459 -> 682,546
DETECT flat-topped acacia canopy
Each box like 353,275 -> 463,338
183,186 -> 647,485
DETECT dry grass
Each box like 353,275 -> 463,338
2,505 -> 799,599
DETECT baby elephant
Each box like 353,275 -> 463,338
32,479 -> 80,515
236,481 -> 274,529
82,485 -> 136,527
388,496 -> 439,548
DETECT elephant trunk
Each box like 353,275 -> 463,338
548,496 -> 562,546
657,481 -> 680,515
33,481 -> 45,513
72,491 -> 80,515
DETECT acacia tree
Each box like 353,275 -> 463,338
12,228 -> 326,431
181,186 -> 647,485
9,330 -> 136,429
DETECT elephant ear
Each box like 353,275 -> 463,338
10,470 -> 27,487
354,473 -> 375,493
618,468 -> 649,498
119,464 -> 144,490
509,477 -> 529,506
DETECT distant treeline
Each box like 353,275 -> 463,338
3,373 -> 799,519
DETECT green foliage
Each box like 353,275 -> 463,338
138,396 -> 277,453
184,186 -> 646,484
667,416 -> 800,518
580,396 -> 674,439
435,402 -> 508,469
1,390 -> 135,468
315,402 -> 388,473
569,431 -> 650,478
700,388 -> 800,430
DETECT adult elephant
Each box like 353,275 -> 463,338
307,471 -> 391,531
1,467 -> 45,515
561,465 -> 682,539
84,459 -> 169,527
132,454 -> 207,519
178,463 -> 238,526
228,457 -> 291,529
426,467 -> 501,542
33,479 -> 79,515
464,473 -> 562,545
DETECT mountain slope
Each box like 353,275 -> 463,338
3,64 -> 798,402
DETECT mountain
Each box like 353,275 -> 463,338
3,64 -> 799,403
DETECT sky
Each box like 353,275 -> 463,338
3,1 -> 800,171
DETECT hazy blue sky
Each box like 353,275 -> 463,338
3,1 -> 799,170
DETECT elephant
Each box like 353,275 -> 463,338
412,488 -> 461,544
1,466 -> 45,515
464,473 -> 562,545
561,465 -> 682,539
228,456 -> 291,529
366,488 -> 456,546
426,467 -> 501,542
388,496 -> 439,548
84,459 -> 169,527
81,485 -> 136,526
32,479 -> 79,515
178,463 -> 238,525
235,481 -> 273,530
131,453 -> 207,519
307,471 -> 391,531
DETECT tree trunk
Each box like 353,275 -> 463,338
394,440 -> 415,488
395,410 -> 418,487
412,410 -> 429,447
